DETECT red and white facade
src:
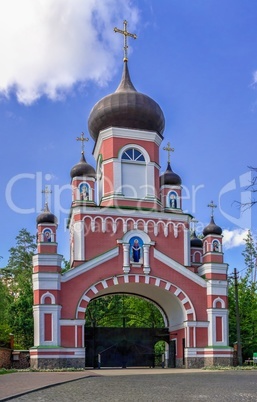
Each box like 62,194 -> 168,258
30,60 -> 233,369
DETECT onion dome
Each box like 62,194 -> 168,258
160,162 -> 182,186
203,217 -> 222,237
70,152 -> 96,179
190,231 -> 203,248
88,61 -> 165,141
36,203 -> 57,225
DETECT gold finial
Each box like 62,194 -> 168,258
42,185 -> 52,208
76,132 -> 89,154
207,200 -> 217,218
114,20 -> 137,61
163,142 -> 174,163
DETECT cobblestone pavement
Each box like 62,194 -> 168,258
6,371 -> 257,402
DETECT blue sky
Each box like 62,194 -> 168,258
1,0 -> 257,273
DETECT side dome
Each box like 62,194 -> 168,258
36,203 -> 57,225
70,153 -> 96,179
190,231 -> 203,248
203,217 -> 222,236
88,61 -> 165,141
160,162 -> 182,186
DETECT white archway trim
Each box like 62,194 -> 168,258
154,249 -> 207,287
40,291 -> 55,304
121,229 -> 153,245
76,274 -> 196,322
62,247 -> 119,282
213,297 -> 225,308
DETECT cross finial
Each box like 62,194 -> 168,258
42,185 -> 52,208
163,142 -> 174,163
114,20 -> 137,62
191,218 -> 198,232
207,200 -> 217,218
76,132 -> 89,154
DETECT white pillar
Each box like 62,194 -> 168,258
123,243 -> 130,273
143,244 -> 150,274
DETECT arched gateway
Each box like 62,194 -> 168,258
30,24 -> 233,369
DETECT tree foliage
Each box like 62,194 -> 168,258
1,228 -> 36,349
85,294 -> 165,329
228,230 -> 257,359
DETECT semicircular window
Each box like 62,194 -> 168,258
122,148 -> 145,162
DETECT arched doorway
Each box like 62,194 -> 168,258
84,293 -> 171,368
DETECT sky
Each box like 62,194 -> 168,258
1,0 -> 257,273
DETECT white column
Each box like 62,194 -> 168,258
123,243 -> 130,273
184,228 -> 190,266
143,244 -> 150,274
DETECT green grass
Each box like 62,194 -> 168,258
0,368 -> 17,375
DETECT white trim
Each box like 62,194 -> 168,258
207,280 -> 228,296
61,247 -> 119,282
41,292 -> 55,304
33,273 -> 61,291
93,127 -> 162,159
60,319 -> 85,326
198,263 -> 228,276
154,249 -> 207,287
33,254 -> 63,267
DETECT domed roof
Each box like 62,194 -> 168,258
190,231 -> 203,248
36,203 -> 57,225
70,152 -> 96,179
160,162 -> 182,186
88,61 -> 165,141
203,216 -> 222,236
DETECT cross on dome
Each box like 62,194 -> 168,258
114,20 -> 137,62
76,132 -> 89,154
42,185 -> 52,209
163,142 -> 174,163
207,200 -> 217,218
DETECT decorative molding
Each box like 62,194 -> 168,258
76,273 -> 196,321
154,249 -> 207,287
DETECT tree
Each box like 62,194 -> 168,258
228,230 -> 257,360
85,294 -> 165,328
2,228 -> 36,349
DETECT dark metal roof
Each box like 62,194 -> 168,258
70,152 -> 96,179
36,203 -> 57,225
88,61 -> 165,141
203,216 -> 222,236
160,162 -> 182,186
190,231 -> 203,248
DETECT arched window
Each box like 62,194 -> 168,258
121,147 -> 147,199
122,148 -> 145,162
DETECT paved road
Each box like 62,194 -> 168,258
6,371 -> 257,402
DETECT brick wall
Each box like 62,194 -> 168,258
0,348 -> 12,369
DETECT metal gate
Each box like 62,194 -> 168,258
85,327 -> 175,368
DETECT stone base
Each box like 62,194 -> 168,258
175,358 -> 184,368
30,357 -> 85,369
30,347 -> 85,369
185,347 -> 234,368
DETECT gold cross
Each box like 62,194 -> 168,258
207,200 -> 217,217
76,132 -> 89,154
163,142 -> 174,163
114,20 -> 137,61
42,185 -> 52,207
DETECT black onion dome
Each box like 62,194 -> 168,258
190,231 -> 203,248
70,152 -> 96,179
203,217 -> 222,236
160,162 -> 182,186
36,203 -> 57,225
88,61 -> 165,141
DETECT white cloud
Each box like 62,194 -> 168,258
0,0 -> 139,104
222,228 -> 249,250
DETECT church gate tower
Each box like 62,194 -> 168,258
30,21 -> 233,369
